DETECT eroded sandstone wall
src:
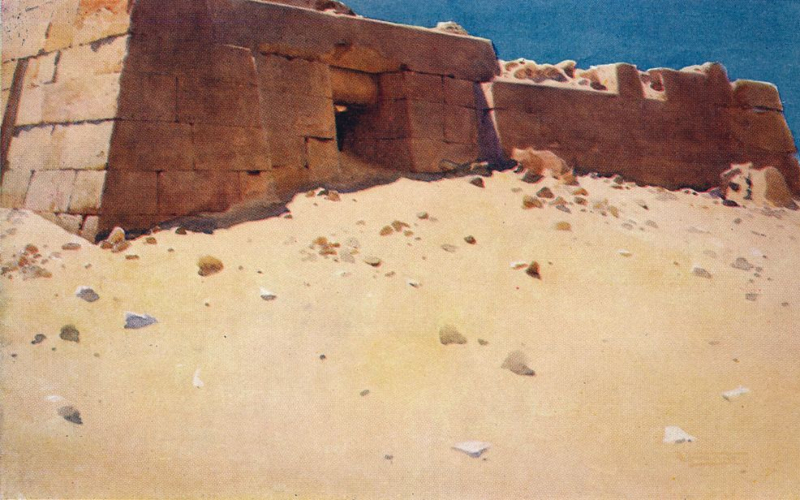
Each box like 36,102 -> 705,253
481,63 -> 800,193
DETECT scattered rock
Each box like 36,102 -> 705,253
125,254 -> 139,260
145,237 -> 157,244
554,221 -> 571,231
452,441 -> 491,458
525,261 -> 541,279
556,205 -> 571,214
197,255 -> 224,276
380,226 -> 394,236
745,293 -> 759,302
434,20 -> 469,35
656,192 -> 678,201
477,339 -> 489,346
501,350 -> 535,376
439,325 -> 467,345
364,256 -> 382,267
613,175 -> 624,185
763,167 -> 797,209
731,257 -> 754,271
107,227 -> 125,244
521,171 -> 544,184
663,426 -> 695,444
607,205 -> 619,218
722,199 -> 739,207
722,386 -> 750,401
340,251 -> 355,264
617,249 -> 632,257
416,212 -> 429,220
464,235 -> 477,244
325,190 -> 341,202
691,266 -> 712,279
522,195 -> 543,209
441,244 -> 458,253
360,389 -> 370,397
193,368 -> 204,388
645,220 -> 658,229
110,241 -> 131,253
75,286 -> 99,303
57,405 -> 83,425
510,261 -> 528,270
536,187 -> 554,199
406,278 -> 421,288
175,227 -> 187,235
61,242 -> 81,251
124,312 -> 158,329
391,220 -> 410,232
31,333 -> 47,345
59,325 -> 80,343
260,288 -> 277,301
634,199 -> 649,210
469,177 -> 485,188
572,187 -> 589,196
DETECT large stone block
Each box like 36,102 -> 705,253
22,52 -> 58,88
728,108 -> 797,153
42,0 -> 81,52
305,137 -> 340,181
57,34 -> 128,82
72,0 -> 132,46
178,76 -> 260,127
239,171 -> 278,201
6,125 -> 54,171
352,100 -> 409,140
406,100 -> 444,140
407,139 -> 479,173
108,121 -> 193,171
266,134 -> 306,169
444,105 -> 478,144
51,121 -> 115,170
732,80 -> 783,111
255,54 -> 332,98
0,170 -> 33,208
118,72 -> 177,121
380,72 -> 443,103
209,0 -> 499,81
2,3 -> 54,61
193,124 -> 271,171
2,60 -> 17,91
101,171 -> 158,215
69,170 -> 106,213
158,171 -> 241,215
17,73 -> 122,125
25,170 -> 76,212
259,90 -> 336,138
444,77 -> 477,108
80,215 -> 100,241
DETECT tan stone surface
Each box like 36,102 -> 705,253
7,126 -> 55,171
380,72 -> 443,103
108,121 -> 193,171
2,60 -> 18,91
178,76 -> 260,127
158,171 -> 241,215
57,35 -> 128,82
22,52 -> 58,88
259,90 -> 336,139
444,105 -> 478,144
255,54 -> 332,98
17,73 -> 122,125
118,72 -> 177,122
71,0 -> 132,46
193,125 -> 271,171
79,214 -> 100,241
69,171 -> 107,213
100,171 -> 158,215
1,2 -> 54,61
51,121 -> 114,170
24,170 -> 76,212
330,68 -> 378,106
15,85 -> 45,126
41,0 -> 81,53
0,170 -> 33,208
732,80 -> 783,111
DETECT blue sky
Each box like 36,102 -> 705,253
348,0 -> 800,141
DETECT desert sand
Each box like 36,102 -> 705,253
1,168 -> 799,498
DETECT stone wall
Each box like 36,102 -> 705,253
480,63 -> 800,193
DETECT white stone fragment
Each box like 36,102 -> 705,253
452,441 -> 492,458
663,426 -> 696,444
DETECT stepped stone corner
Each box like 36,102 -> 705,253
1,0 -> 798,239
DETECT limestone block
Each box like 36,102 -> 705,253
380,72 -> 443,103
265,134 -> 306,169
615,63 -> 644,100
259,90 -> 336,138
306,137 -> 340,181
193,125 -> 271,171
255,54 -> 332,98
55,213 -> 84,234
732,80 -> 783,111
0,90 -> 8,124
69,171 -> 107,213
331,68 -> 378,105
57,35 -> 128,82
2,4 -> 53,61
2,60 -> 18,91
158,171 -> 241,215
25,170 -> 76,212
100,171 -> 158,215
444,77 -> 477,108
16,85 -> 45,126
51,121 -> 115,170
37,73 -> 122,123
178,76 -> 260,127
80,215 -> 100,241
352,99 -> 409,140
408,139 -> 479,173
108,121 -> 193,171
72,0 -> 132,46
118,72 -> 177,121
444,105 -> 478,144
98,214 -> 167,234
0,170 -> 33,208
239,171 -> 278,200
22,52 -> 58,88
406,100 -> 444,140
6,126 -> 54,171
42,0 -> 81,52
729,108 -> 797,153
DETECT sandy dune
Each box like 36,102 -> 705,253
1,170 -> 799,498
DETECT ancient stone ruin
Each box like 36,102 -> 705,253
1,0 -> 798,240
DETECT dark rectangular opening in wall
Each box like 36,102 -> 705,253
334,104 -> 367,152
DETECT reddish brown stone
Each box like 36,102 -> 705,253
444,77 -> 477,108
118,72 -> 177,122
109,121 -> 193,171
193,125 -> 271,171
444,105 -> 478,144
158,171 -> 241,215
380,72 -> 443,103
101,171 -> 158,215
178,76 -> 261,127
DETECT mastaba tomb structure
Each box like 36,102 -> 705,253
1,0 -> 798,240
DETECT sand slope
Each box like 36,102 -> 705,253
1,171 -> 799,498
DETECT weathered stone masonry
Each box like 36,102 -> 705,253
1,0 -> 797,240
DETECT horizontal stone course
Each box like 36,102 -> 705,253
158,171 -> 241,215
101,171 -> 158,215
57,35 -> 128,82
16,73 -> 122,125
178,76 -> 261,127
193,124 -> 272,171
69,170 -> 107,213
109,121 -> 193,171
0,170 -> 33,208
25,170 -> 76,212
